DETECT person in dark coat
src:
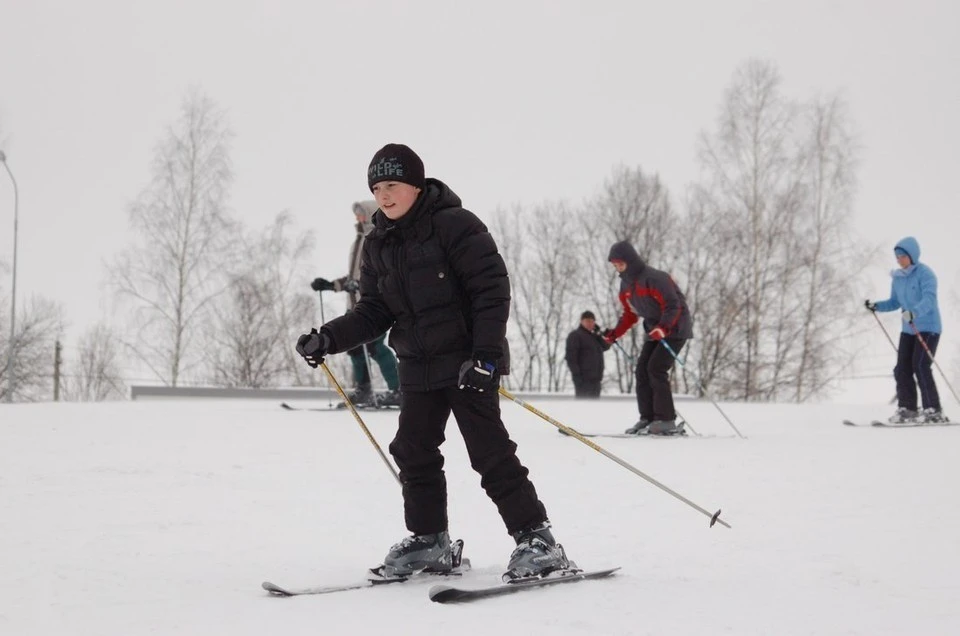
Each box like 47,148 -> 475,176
603,241 -> 693,435
565,310 -> 610,398
295,144 -> 572,582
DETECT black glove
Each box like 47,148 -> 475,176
342,279 -> 360,293
591,324 -> 603,335
458,359 -> 499,392
296,328 -> 329,368
310,278 -> 335,292
601,329 -> 616,344
863,299 -> 876,312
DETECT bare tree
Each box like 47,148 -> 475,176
696,59 -> 803,399
0,294 -> 65,402
205,211 -> 318,387
688,60 -> 864,401
109,89 -> 236,386
62,323 -> 126,401
789,95 -> 866,401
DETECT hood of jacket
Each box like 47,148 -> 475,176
608,240 -> 646,278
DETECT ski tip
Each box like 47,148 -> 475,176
428,584 -> 456,601
262,581 -> 293,596
279,402 -> 294,410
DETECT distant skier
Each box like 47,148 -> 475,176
296,143 -> 573,582
865,236 -> 947,424
565,310 -> 610,398
310,200 -> 400,407
602,241 -> 693,435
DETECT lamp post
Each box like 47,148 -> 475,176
0,150 -> 19,402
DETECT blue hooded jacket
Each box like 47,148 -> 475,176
874,236 -> 941,334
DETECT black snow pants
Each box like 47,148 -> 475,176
389,386 -> 547,536
636,338 -> 686,421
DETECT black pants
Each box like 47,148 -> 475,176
895,331 -> 941,411
573,379 -> 602,398
389,387 -> 547,536
636,338 -> 686,421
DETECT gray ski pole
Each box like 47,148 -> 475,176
320,361 -> 400,485
658,340 -> 746,439
317,290 -> 326,324
611,340 -> 699,437
499,386 -> 729,529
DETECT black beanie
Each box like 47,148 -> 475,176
581,311 -> 596,320
367,143 -> 426,192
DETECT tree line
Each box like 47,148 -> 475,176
0,60 -> 875,402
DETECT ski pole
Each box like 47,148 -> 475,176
611,340 -> 699,436
498,386 -> 729,529
908,321 -> 960,407
317,290 -> 326,324
320,361 -> 401,486
658,340 -> 746,439
870,310 -> 898,353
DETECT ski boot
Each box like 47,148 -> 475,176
376,389 -> 402,408
502,521 -> 577,583
921,408 -> 949,423
339,385 -> 375,409
624,418 -> 650,435
372,531 -> 459,580
647,419 -> 684,435
888,407 -> 919,424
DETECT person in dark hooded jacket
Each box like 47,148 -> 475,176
295,144 -> 572,582
603,241 -> 693,435
865,236 -> 948,424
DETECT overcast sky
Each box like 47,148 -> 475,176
1,0 -> 958,384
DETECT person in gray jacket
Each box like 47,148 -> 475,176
310,201 -> 400,406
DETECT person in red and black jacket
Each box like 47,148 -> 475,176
602,241 -> 693,435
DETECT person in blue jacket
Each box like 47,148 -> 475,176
865,237 -> 947,423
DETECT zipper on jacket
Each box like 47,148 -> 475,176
393,239 -> 432,390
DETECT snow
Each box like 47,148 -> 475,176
2,396 -> 959,635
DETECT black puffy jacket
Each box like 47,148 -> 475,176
322,179 -> 511,391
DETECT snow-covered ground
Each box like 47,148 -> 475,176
2,396 -> 959,635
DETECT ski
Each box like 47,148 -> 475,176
843,419 -> 956,428
279,401 -> 399,412
558,424 -> 687,439
262,560 -> 472,596
871,419 -> 955,428
428,567 -> 620,604
264,539 -> 468,597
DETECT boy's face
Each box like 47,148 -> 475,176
372,181 -> 422,220
611,259 -> 627,273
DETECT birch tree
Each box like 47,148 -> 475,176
109,89 -> 236,386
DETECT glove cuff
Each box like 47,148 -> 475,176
473,351 -> 499,367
